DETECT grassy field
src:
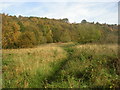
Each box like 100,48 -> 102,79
2,43 -> 120,88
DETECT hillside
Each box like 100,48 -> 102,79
1,13 -> 118,49
2,14 -> 120,88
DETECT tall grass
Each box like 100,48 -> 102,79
45,44 -> 120,88
2,44 -> 67,88
2,43 -> 120,88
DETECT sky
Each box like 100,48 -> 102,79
0,1 -> 118,24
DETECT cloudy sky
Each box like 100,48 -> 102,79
0,0 -> 118,24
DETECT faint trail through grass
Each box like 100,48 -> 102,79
3,43 -> 119,88
43,43 -> 78,87
44,44 -> 120,88
2,44 -> 67,88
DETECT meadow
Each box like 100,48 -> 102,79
2,43 -> 120,88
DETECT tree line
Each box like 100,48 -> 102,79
1,13 -> 118,49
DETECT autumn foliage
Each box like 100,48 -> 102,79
2,14 -> 118,49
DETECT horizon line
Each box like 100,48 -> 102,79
1,13 -> 118,25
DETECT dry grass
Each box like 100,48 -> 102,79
2,43 -> 67,88
74,44 -> 118,57
2,43 -> 119,88
45,43 -> 119,88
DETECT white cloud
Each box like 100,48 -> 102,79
0,2 -> 25,12
0,0 -> 119,2
27,2 -> 117,24
0,2 -> 118,24
0,3 -> 12,11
